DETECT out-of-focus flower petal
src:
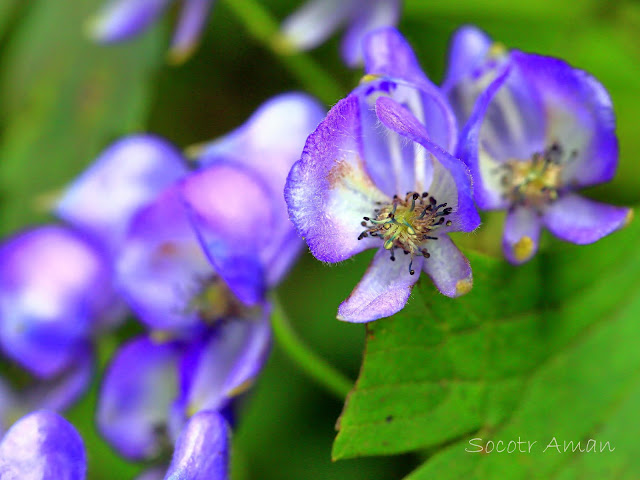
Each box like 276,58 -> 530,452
502,206 -> 541,265
164,411 -> 230,480
181,165 -> 273,306
421,235 -> 472,297
116,186 -> 212,330
178,310 -> 271,417
89,0 -> 172,43
26,345 -> 94,414
285,95 -> 388,263
375,96 -> 480,232
56,135 -> 187,253
342,0 -> 401,67
168,0 -> 216,64
136,467 -> 167,480
442,25 -> 493,90
337,248 -> 422,323
512,52 -> 618,188
97,336 -> 180,461
0,227 -> 112,378
542,194 -> 630,245
280,0 -> 351,51
196,93 -> 325,286
0,411 -> 86,480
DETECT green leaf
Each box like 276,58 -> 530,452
333,211 -> 640,478
0,0 -> 164,234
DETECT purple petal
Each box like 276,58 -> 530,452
456,66 -> 514,209
285,95 -> 388,263
362,28 -> 458,152
280,0 -> 352,51
89,0 -> 172,43
375,96 -> 480,233
26,345 -> 94,413
168,0 -> 216,64
363,27 -> 429,88
136,467 -> 167,480
179,311 -> 271,416
502,206 -> 541,264
196,93 -> 325,286
511,51 -> 618,188
0,411 -> 86,480
56,135 -> 187,253
442,25 -> 493,89
115,185 -> 212,330
180,165 -> 273,306
337,248 -> 422,323
422,235 -> 472,297
0,226 -> 113,378
97,336 -> 180,461
164,411 -> 230,480
542,193 -> 631,245
342,1 -> 401,67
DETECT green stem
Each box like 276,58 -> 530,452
270,296 -> 352,399
222,0 -> 345,105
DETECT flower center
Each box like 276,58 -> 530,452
189,278 -> 247,323
498,143 -> 575,208
358,192 -> 453,275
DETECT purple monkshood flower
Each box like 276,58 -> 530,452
445,26 -> 632,264
0,411 -> 86,480
0,410 -> 230,480
280,0 -> 401,66
89,0 -> 216,63
55,94 -> 323,473
0,226 -> 120,429
286,28 -> 480,323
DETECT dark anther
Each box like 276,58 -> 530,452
412,192 -> 419,200
409,269 -> 415,275
363,216 -> 370,221
423,235 -> 438,240
393,194 -> 398,199
436,217 -> 445,225
403,250 -> 409,255
429,196 -> 437,205
422,192 -> 429,198
421,249 -> 430,258
388,213 -> 394,218
357,232 -> 368,240
361,221 -> 367,226
446,220 -> 452,226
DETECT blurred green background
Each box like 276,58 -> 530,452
1,0 -> 640,479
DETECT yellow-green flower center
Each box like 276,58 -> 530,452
358,192 -> 453,274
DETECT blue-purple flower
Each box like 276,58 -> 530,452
0,226 -> 120,429
0,409 -> 230,480
285,28 -> 480,323
446,26 -> 632,264
56,94 -> 324,476
280,0 -> 401,66
0,411 -> 86,480
89,0 -> 216,63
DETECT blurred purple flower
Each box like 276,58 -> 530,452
0,409 -> 230,480
447,26 -> 632,264
87,94 -> 322,475
89,0 -> 216,63
280,0 -> 401,66
0,226 -> 120,422
0,411 -> 86,480
285,28 -> 480,323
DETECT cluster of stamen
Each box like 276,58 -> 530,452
497,142 -> 575,208
358,191 -> 453,275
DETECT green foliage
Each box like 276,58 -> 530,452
0,0 -> 163,234
334,215 -> 640,478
